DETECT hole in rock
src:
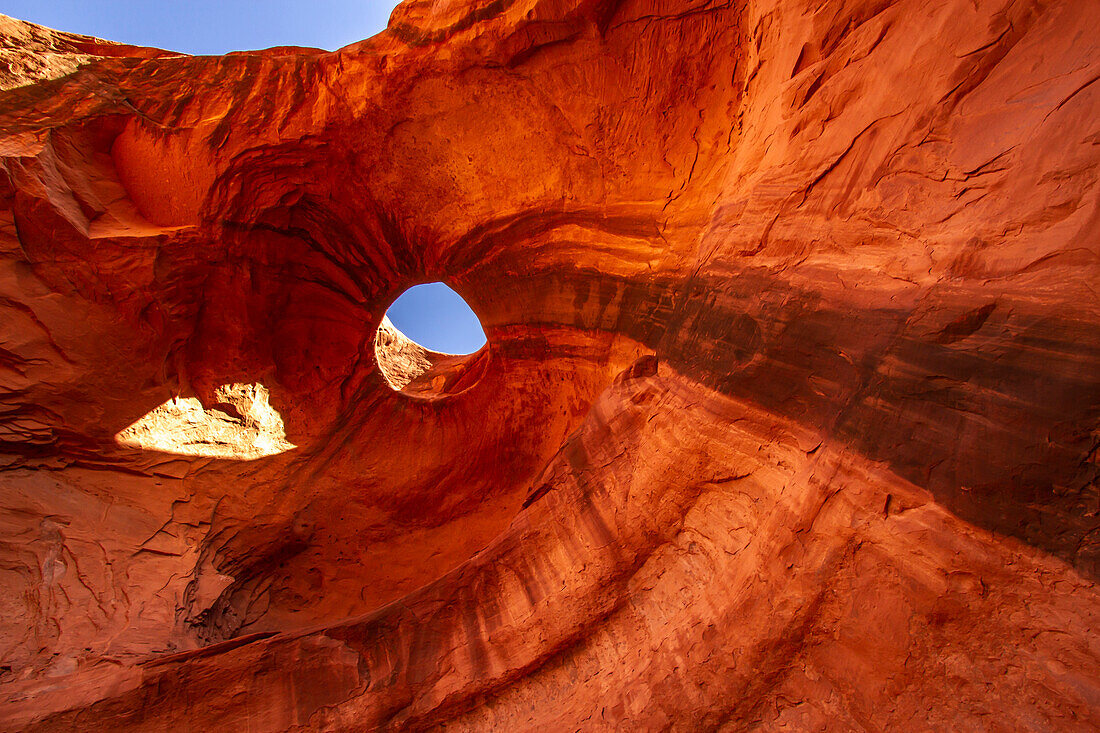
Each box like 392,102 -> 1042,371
375,282 -> 489,398
116,383 -> 295,460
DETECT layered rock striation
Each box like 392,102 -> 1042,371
0,0 -> 1098,729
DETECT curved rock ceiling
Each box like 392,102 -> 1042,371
0,0 -> 1098,729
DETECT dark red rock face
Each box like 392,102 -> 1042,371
0,1 -> 1099,730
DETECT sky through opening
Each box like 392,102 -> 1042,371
386,283 -> 487,355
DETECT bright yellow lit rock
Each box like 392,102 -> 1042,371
116,383 -> 294,460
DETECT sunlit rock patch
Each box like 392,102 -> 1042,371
116,383 -> 294,459
374,316 -> 434,391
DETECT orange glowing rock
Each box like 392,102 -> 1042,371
0,0 -> 1099,730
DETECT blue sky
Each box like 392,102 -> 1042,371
1,0 -> 401,54
387,284 -> 487,355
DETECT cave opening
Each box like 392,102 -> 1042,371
374,282 -> 490,398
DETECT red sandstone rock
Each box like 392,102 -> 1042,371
0,0 -> 1098,729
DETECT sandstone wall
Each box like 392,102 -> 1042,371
0,0 -> 1098,729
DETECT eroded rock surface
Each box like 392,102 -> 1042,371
0,0 -> 1098,730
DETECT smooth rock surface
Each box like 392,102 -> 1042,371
0,0 -> 1098,729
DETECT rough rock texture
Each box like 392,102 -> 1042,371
0,0 -> 1098,729
375,316 -> 489,397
